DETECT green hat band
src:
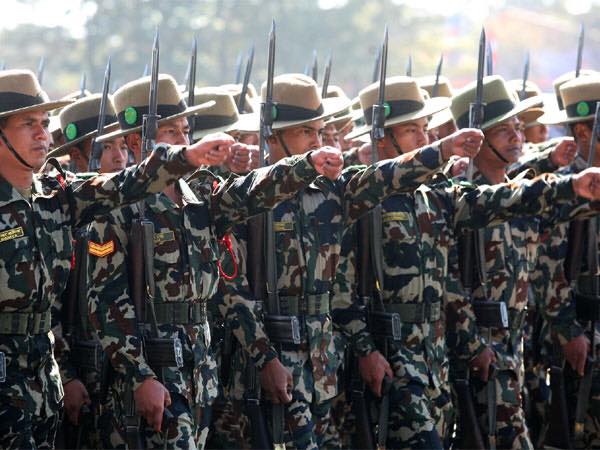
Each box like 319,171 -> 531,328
363,99 -> 422,125
64,115 -> 117,142
566,100 -> 600,119
117,100 -> 187,130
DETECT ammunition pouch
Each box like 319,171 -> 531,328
0,310 -> 52,335
71,340 -> 104,371
144,302 -> 208,325
574,290 -> 600,322
145,337 -> 184,369
368,301 -> 442,341
264,315 -> 307,345
278,293 -> 330,316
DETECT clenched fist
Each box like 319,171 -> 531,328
184,132 -> 233,167
440,128 -> 484,160
550,137 -> 577,167
573,167 -> 600,200
309,146 -> 344,180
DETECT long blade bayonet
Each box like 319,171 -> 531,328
37,56 -> 45,85
467,27 -> 486,180
576,23 -> 584,77
520,51 -> 530,101
432,53 -> 443,97
321,52 -> 332,98
143,29 -> 160,160
88,57 -> 111,172
371,26 -> 388,160
187,36 -> 197,143
486,40 -> 493,76
260,21 -> 276,168
238,44 -> 255,113
311,49 -> 318,82
234,50 -> 243,84
405,54 -> 412,77
79,72 -> 87,99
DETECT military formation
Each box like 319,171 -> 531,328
2,18 -> 600,450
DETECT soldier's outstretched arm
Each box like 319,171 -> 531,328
508,137 -> 576,177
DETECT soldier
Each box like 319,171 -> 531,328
0,68 -> 228,450
535,74 -> 600,448
86,73 -> 342,449
418,75 -> 457,142
448,74 -> 595,449
507,79 -> 548,145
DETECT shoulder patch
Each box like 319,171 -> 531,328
88,240 -> 114,257
154,230 -> 176,245
0,226 -> 24,243
382,212 -> 410,222
274,221 -> 294,232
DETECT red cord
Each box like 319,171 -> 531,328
217,233 -> 238,280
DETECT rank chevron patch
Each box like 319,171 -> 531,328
88,240 -> 115,257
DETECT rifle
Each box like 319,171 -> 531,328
186,37 -> 197,143
519,52 -> 530,101
432,54 -> 443,98
88,58 -> 111,172
455,27 -> 487,450
238,44 -> 255,114
321,52 -> 332,99
245,20 -> 280,450
576,23 -> 584,78
405,54 -> 412,77
37,56 -> 45,85
79,72 -> 87,99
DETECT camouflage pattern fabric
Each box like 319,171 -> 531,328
0,144 -> 192,450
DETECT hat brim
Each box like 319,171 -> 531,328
481,95 -> 543,130
428,108 -> 454,130
345,97 -> 451,141
46,122 -> 121,159
537,105 -> 595,126
192,112 -> 260,140
0,99 -> 74,119
518,107 -> 544,125
271,97 -> 350,130
96,100 -> 215,143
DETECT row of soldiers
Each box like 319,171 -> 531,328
2,25 -> 600,450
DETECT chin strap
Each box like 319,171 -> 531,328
385,129 -> 403,156
0,129 -> 34,170
485,138 -> 510,164
276,133 -> 292,158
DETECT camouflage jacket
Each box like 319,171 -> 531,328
87,153 -> 321,407
0,144 -> 192,418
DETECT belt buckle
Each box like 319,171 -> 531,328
173,338 -> 184,368
500,303 -> 509,328
391,313 -> 402,341
291,316 -> 302,345
0,351 -> 5,383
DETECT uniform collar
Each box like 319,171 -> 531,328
0,174 -> 33,208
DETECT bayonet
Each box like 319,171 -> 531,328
142,63 -> 149,77
238,44 -> 255,113
486,40 -> 493,76
79,72 -> 87,99
371,26 -> 388,158
519,51 -> 530,101
321,52 -> 332,98
405,54 -> 412,77
234,50 -> 243,84
143,29 -> 160,162
466,27 -> 486,179
311,49 -> 318,82
88,58 -> 111,172
576,23 -> 584,77
432,53 -> 443,97
259,21 -> 275,168
186,36 -> 197,143
37,56 -> 45,85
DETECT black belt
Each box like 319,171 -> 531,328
264,315 -> 308,345
144,302 -> 208,325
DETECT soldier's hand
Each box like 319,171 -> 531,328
563,334 -> 591,376
550,137 -> 577,168
469,346 -> 496,382
134,378 -> 172,432
63,379 -> 91,425
357,142 -> 372,165
248,145 -> 260,170
440,128 -> 484,160
358,350 -> 393,397
260,358 -> 293,404
309,146 -> 344,180
572,168 -> 600,200
450,156 -> 470,178
185,132 -> 233,167
227,142 -> 252,174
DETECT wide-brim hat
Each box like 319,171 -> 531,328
506,79 -> 545,126
450,75 -> 542,131
0,69 -> 73,118
261,73 -> 350,131
97,74 -> 214,143
539,74 -> 600,125
417,75 -> 454,98
191,87 -> 259,140
428,108 -> 455,130
346,76 -> 450,140
46,93 -> 121,158
552,70 -> 597,110
219,83 -> 258,114
323,85 -> 354,129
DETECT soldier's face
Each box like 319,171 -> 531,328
156,117 -> 190,146
99,137 -> 128,173
386,117 -> 429,155
436,120 -> 457,140
322,123 -> 340,148
0,110 -> 51,171
483,117 -> 524,165
524,124 -> 549,144
338,120 -> 354,151
270,119 -> 324,161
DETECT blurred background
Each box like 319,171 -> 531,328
0,0 -> 598,98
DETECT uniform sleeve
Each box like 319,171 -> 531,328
86,213 -> 157,390
209,153 -> 319,234
342,143 -> 446,223
216,229 -> 278,370
508,145 -> 558,177
71,144 -> 192,226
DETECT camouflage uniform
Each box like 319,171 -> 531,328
0,145 -> 192,450
86,152 -> 321,449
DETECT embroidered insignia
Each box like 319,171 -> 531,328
382,212 -> 410,222
0,226 -> 24,243
88,240 -> 114,257
274,221 -> 293,232
154,231 -> 176,245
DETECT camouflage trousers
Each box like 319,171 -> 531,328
472,369 -> 533,450
0,398 -> 60,450
564,361 -> 600,448
207,396 -> 250,450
